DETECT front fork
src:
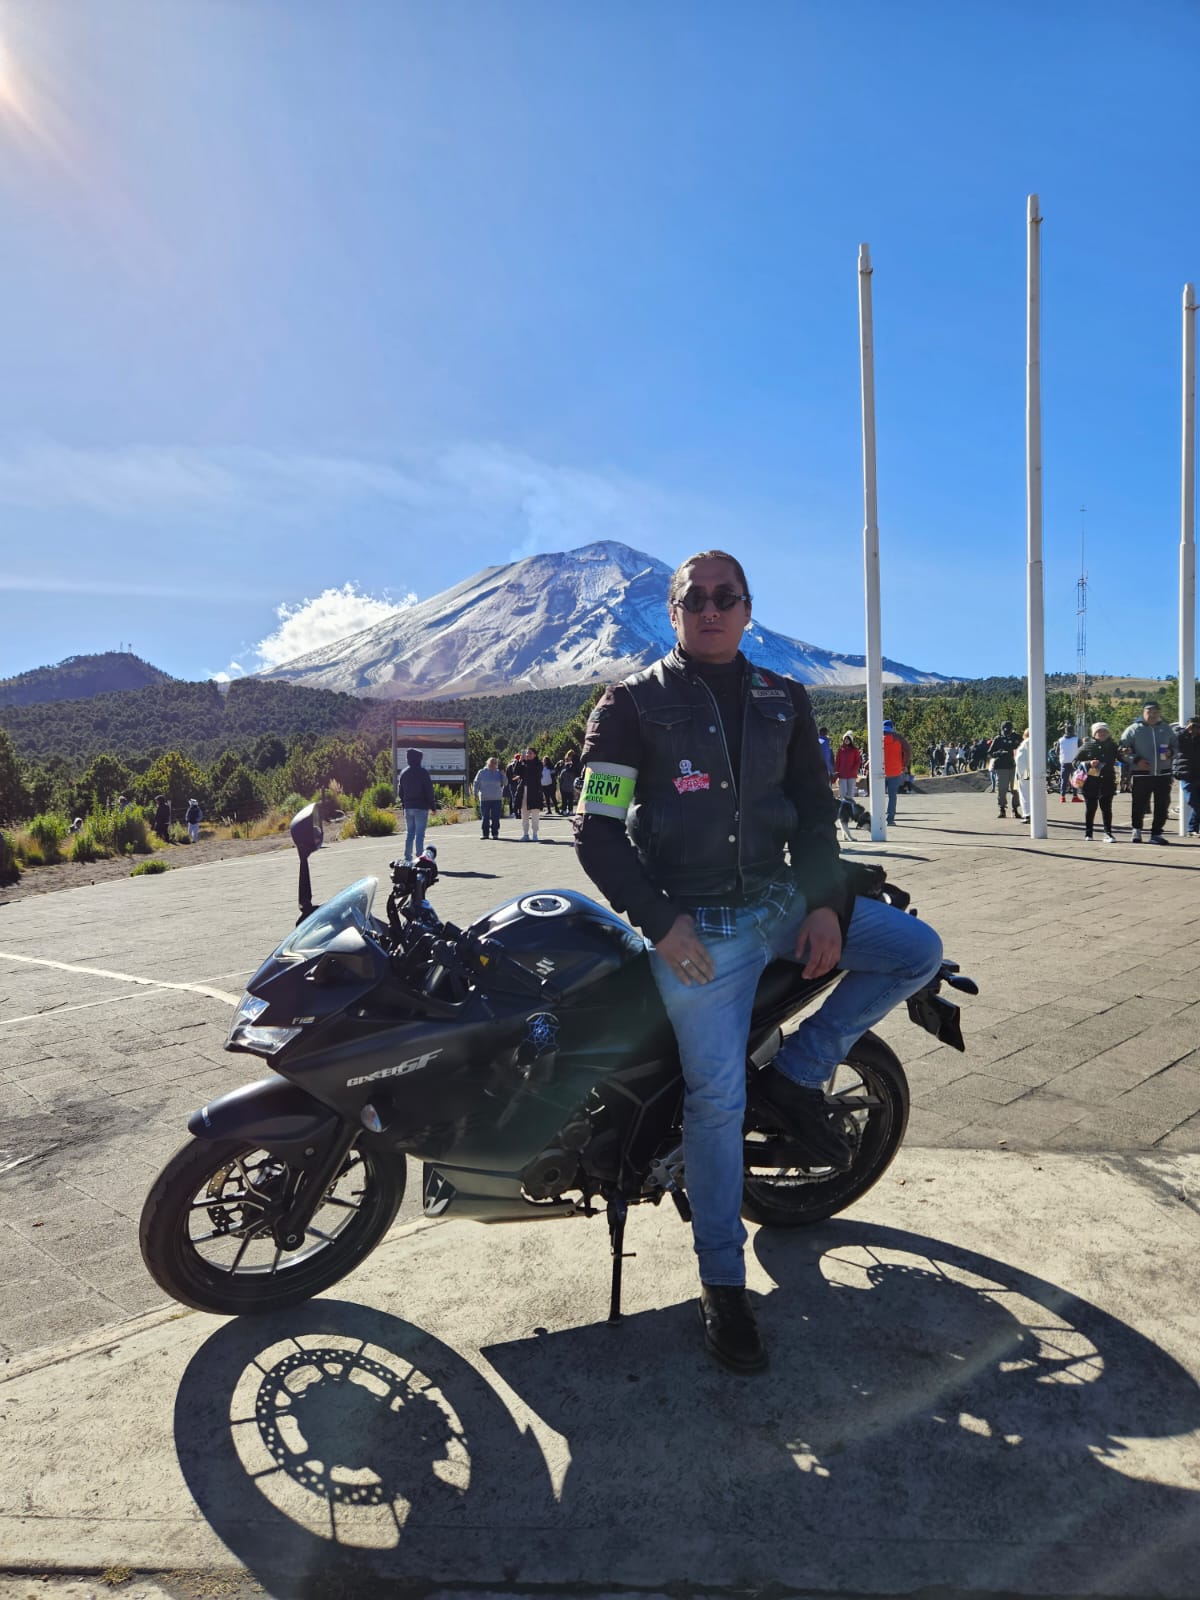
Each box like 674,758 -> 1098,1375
270,1122 -> 359,1252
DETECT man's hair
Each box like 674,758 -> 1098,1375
1144,701 -> 1160,710
668,550 -> 751,606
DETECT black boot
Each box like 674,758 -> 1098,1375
753,1071 -> 853,1170
698,1285 -> 767,1373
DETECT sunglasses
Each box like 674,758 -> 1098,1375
675,587 -> 752,614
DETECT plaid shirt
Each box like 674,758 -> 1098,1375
691,871 -> 798,939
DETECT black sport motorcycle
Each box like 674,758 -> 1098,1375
139,818 -> 976,1323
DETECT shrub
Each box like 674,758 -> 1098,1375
343,802 -> 396,839
279,793 -> 309,818
246,807 -> 294,839
27,813 -> 68,864
69,825 -> 109,864
433,783 -> 463,810
131,858 -> 172,876
367,782 -> 395,810
10,830 -> 44,866
90,807 -> 153,857
0,831 -> 19,886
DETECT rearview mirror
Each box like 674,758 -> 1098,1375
290,804 -> 324,922
290,803 -> 324,860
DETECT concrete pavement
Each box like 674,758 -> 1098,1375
2,787 -> 1200,1594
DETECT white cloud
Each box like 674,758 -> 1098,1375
252,583 -> 418,671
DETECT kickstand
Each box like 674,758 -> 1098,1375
606,1194 -> 636,1324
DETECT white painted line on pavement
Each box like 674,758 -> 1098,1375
0,949 -> 240,1015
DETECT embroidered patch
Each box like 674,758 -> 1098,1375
674,770 -> 711,793
749,687 -> 788,699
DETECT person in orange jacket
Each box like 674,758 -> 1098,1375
882,719 -> 911,825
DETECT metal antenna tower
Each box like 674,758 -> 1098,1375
1074,507 -> 1088,738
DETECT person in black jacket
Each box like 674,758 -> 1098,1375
988,722 -> 1020,817
1174,715 -> 1200,836
573,550 -> 942,1374
514,748 -> 545,841
397,748 -> 436,863
1073,722 -> 1120,842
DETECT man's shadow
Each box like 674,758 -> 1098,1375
173,1222 -> 1200,1596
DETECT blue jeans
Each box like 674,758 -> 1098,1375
403,808 -> 429,861
480,799 -> 501,838
649,894 -> 943,1287
885,774 -> 903,823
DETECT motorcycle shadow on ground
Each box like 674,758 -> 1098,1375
174,1221 -> 1200,1598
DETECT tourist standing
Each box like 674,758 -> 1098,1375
515,748 -> 545,841
472,756 -> 506,840
1073,722 -> 1120,842
397,748 -> 437,862
1119,703 -> 1179,844
557,750 -> 581,814
988,722 -> 1020,818
1174,715 -> 1200,836
881,720 -> 910,825
1014,729 -> 1031,821
1056,723 -> 1082,804
184,796 -> 203,844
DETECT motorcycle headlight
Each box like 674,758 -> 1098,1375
226,994 -> 301,1056
233,1024 -> 303,1056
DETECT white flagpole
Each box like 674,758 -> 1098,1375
859,242 -> 886,841
1179,282 -> 1196,836
1026,196 -> 1047,839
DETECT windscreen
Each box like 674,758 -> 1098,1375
276,877 -> 378,957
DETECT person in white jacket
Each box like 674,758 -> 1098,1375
1014,728 -> 1032,822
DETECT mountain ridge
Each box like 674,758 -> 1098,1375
0,652 -> 174,708
258,540 -> 954,696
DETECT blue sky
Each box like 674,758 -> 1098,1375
1,0 -> 1197,684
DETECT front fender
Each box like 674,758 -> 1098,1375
188,1077 -> 342,1153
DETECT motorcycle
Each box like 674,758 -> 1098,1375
139,810 -> 977,1324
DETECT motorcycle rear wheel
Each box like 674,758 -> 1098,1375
741,1030 -> 909,1227
139,1137 -> 406,1315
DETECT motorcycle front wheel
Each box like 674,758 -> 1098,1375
741,1030 -> 909,1227
139,1137 -> 406,1315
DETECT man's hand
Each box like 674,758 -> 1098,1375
794,906 -> 843,979
655,914 -> 714,986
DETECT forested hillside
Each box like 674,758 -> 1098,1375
0,652 -> 174,707
0,677 -> 597,767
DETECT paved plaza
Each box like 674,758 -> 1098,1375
1,785 -> 1199,1595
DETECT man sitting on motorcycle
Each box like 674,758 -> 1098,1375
574,550 -> 942,1374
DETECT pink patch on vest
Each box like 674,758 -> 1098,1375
673,772 -> 711,794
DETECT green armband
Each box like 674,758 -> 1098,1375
577,763 -> 638,819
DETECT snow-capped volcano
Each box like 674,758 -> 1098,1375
257,541 -> 952,697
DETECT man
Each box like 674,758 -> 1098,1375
1174,715 -> 1200,836
472,756 -> 505,840
1056,722 -> 1081,804
397,748 -> 436,863
1119,702 -> 1179,844
816,726 -> 835,782
988,721 -> 1020,818
881,719 -> 911,824
573,551 -> 942,1374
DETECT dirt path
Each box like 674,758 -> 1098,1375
0,827 -> 312,906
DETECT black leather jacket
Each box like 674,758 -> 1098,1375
573,648 -> 844,942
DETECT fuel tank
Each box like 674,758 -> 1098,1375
468,888 -> 648,1000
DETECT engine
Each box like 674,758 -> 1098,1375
520,1109 -> 592,1201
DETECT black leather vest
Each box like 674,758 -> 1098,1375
624,650 -> 801,904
